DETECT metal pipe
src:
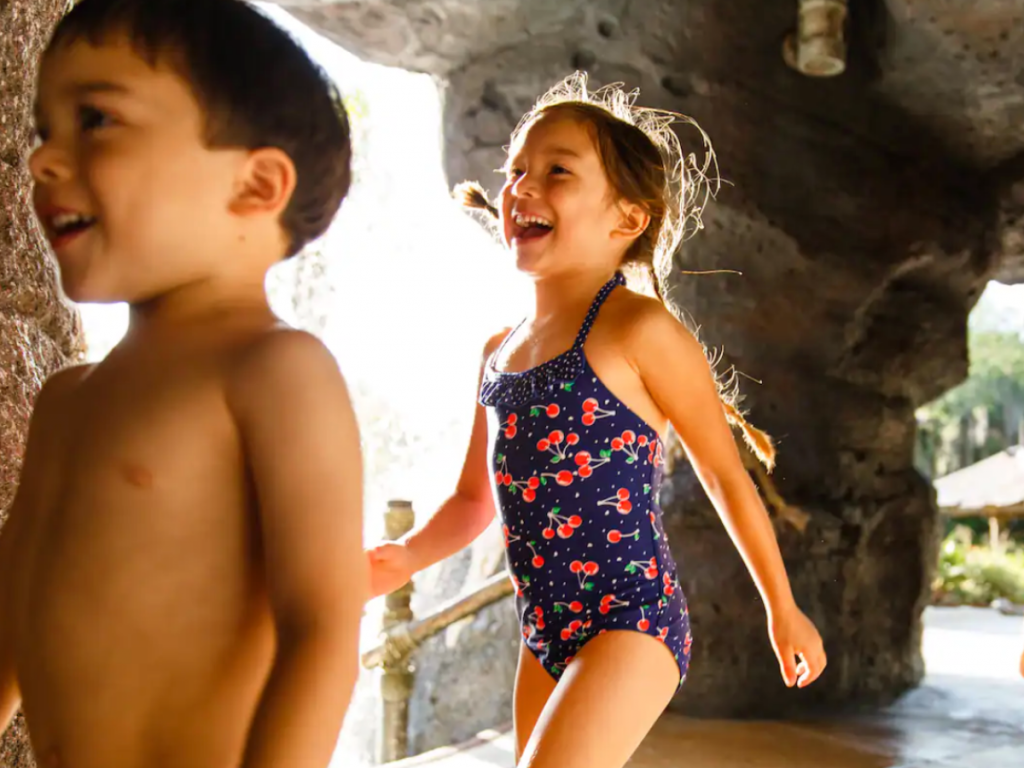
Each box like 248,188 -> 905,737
362,570 -> 515,671
378,500 -> 416,764
783,0 -> 849,77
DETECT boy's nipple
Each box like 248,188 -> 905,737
120,461 -> 154,490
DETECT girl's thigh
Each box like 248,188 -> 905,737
518,630 -> 680,768
513,642 -> 557,762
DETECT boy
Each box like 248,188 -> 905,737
0,1 -> 366,766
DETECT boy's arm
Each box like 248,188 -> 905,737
229,331 -> 367,768
0,366 -> 85,736
0,500 -> 24,734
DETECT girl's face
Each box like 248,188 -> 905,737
500,112 -> 639,279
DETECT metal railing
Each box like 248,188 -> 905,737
361,501 -> 514,763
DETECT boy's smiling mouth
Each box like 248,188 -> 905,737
38,207 -> 97,249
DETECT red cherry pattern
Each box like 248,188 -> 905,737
484,273 -> 689,685
607,528 -> 640,544
597,489 -> 633,514
544,506 -> 583,540
581,397 -> 615,427
637,605 -> 651,632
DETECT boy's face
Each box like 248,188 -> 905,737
30,36 -> 253,305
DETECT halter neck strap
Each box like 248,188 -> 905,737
572,272 -> 626,349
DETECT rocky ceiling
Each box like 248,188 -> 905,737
279,0 -> 1024,283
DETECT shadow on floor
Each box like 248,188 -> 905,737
374,607 -> 1024,768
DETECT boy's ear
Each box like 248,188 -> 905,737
611,200 -> 650,242
230,147 -> 296,218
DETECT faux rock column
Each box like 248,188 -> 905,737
0,1 -> 82,765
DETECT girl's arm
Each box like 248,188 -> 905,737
629,301 -> 826,686
402,373 -> 498,573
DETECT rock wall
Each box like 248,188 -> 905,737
0,1 -> 81,765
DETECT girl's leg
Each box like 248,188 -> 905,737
513,643 -> 558,762
518,631 -> 680,768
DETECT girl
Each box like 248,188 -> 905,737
367,74 -> 826,768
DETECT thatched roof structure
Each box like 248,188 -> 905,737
935,446 -> 1024,517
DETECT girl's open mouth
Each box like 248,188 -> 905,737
512,213 -> 554,241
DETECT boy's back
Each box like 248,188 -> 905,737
0,2 -> 365,766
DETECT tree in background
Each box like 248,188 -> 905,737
916,286 -> 1024,480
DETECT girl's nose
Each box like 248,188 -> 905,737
512,171 -> 540,198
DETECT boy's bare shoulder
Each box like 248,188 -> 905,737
225,327 -> 349,412
31,362 -> 95,417
42,362 -> 94,392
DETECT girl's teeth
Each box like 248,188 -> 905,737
515,214 -> 553,228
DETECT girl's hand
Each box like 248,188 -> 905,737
768,605 -> 827,688
366,542 -> 416,600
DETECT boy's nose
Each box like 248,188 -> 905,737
28,142 -> 73,184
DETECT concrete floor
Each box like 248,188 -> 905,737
378,607 -> 1023,768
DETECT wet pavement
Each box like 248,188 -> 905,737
379,607 -> 1023,768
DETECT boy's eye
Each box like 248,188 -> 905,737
550,165 -> 569,174
79,105 -> 114,132
507,166 -> 524,179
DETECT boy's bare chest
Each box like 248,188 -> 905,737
15,366 -> 250,600
59,369 -> 235,487
8,364 -> 271,749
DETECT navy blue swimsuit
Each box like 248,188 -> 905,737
480,272 -> 692,685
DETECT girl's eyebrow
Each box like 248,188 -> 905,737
545,147 -> 582,159
505,146 -> 582,165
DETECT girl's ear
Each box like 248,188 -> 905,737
611,200 -> 650,241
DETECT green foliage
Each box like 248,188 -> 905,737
933,527 -> 1024,606
922,331 -> 1024,423
342,89 -> 369,124
916,328 -> 1024,478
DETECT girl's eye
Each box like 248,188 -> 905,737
79,105 -> 114,132
507,166 -> 524,179
551,165 -> 569,174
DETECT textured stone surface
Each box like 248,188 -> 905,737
272,0 -> 1024,745
0,0 -> 81,765
404,524 -> 519,756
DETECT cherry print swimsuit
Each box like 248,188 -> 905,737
480,272 -> 692,685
